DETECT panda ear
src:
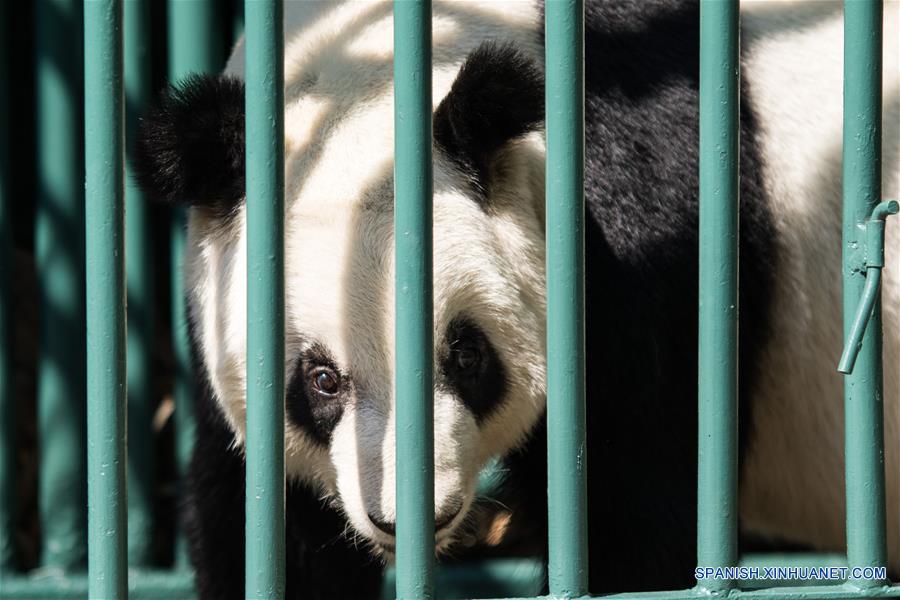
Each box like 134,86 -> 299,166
433,42 -> 544,190
133,75 -> 245,212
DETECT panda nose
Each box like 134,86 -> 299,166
367,507 -> 461,536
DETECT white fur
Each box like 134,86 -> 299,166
184,0 -> 900,568
739,0 -> 900,575
187,0 -> 547,553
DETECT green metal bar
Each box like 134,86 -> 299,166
381,559 -> 545,599
738,554 -> 853,590
167,0 -> 221,566
472,587 -> 900,600
35,0 -> 87,570
525,587 -> 900,600
7,579 -> 897,600
170,202 -> 193,543
244,1 -> 285,598
544,0 -> 588,597
393,1 -> 435,598
2,581 -> 894,600
124,0 -> 154,567
841,0 -> 888,588
696,0 -> 740,593
1,572 -> 899,600
84,0 -> 126,597
166,0 -> 222,87
0,0 -> 14,573
0,569 -> 197,600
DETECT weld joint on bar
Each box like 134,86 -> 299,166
837,199 -> 899,374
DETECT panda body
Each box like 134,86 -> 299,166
134,1 -> 900,597
738,0 -> 900,561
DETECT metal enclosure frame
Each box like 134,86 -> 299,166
0,0 -> 897,599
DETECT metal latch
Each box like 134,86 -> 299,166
838,200 -> 899,374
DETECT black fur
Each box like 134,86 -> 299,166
498,0 -> 775,593
439,316 -> 508,422
133,75 -> 245,213
285,345 -> 347,445
185,366 -> 382,600
178,0 -> 778,596
433,41 -> 544,195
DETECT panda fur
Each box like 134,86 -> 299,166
134,1 -> 900,597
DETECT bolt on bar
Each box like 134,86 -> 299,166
393,1 -> 435,598
167,0 -> 222,566
244,1 -> 286,598
84,0 -> 126,597
695,0 -> 740,593
124,0 -> 154,567
0,0 -> 13,572
36,0 -> 87,570
544,0 -> 588,597
842,0 -> 888,588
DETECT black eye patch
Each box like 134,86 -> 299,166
440,317 -> 507,422
286,345 -> 347,445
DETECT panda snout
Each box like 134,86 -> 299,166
367,503 -> 462,537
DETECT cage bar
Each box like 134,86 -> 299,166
695,0 -> 740,592
124,0 -> 154,567
842,0 -> 889,588
544,0 -> 588,597
166,0 -> 223,566
392,2 -> 436,598
35,0 -> 87,570
244,1 -> 286,598
0,0 -> 14,573
84,0 -> 126,597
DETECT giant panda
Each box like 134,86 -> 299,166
133,0 -> 900,597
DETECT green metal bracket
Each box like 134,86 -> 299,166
838,199 -> 899,374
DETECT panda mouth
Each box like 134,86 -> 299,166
369,520 -> 462,558
365,505 -> 463,557
372,533 -> 456,558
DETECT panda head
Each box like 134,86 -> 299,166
135,35 -> 547,556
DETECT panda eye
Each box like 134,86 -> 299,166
452,344 -> 482,372
311,367 -> 340,396
442,317 -> 507,422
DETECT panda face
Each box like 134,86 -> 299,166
182,129 -> 547,554
134,2 -> 549,557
